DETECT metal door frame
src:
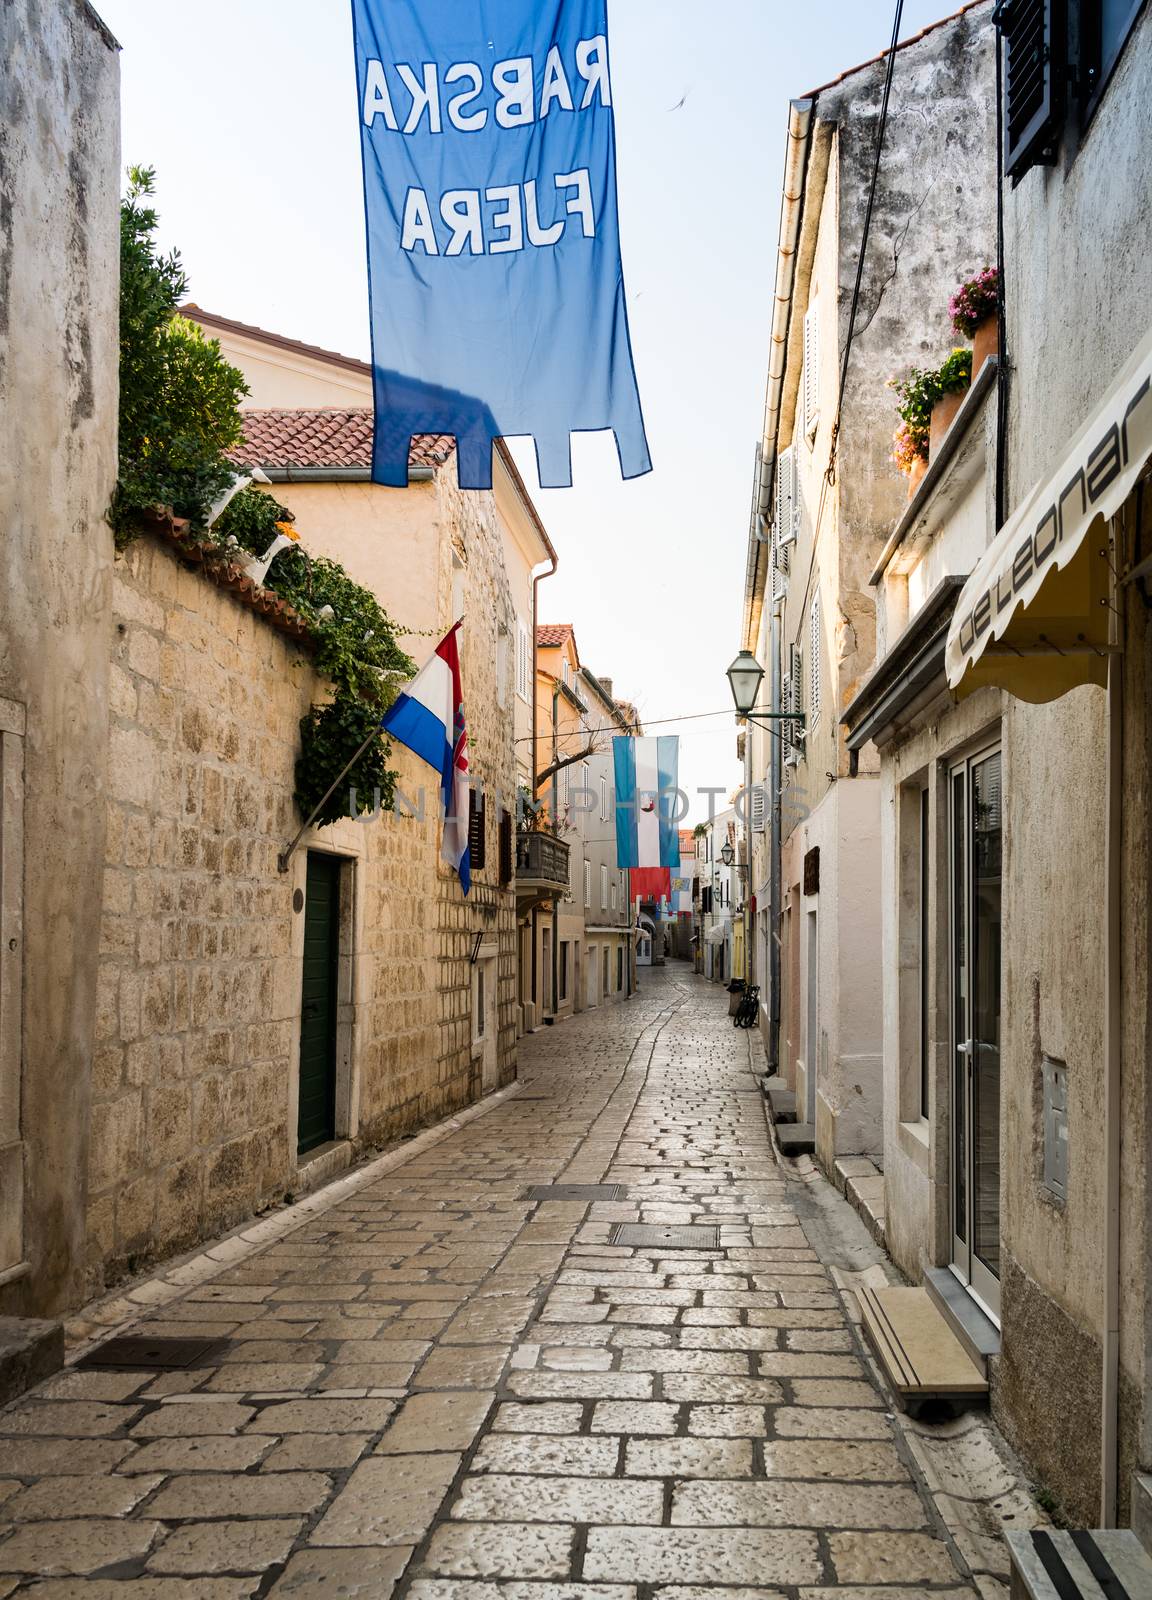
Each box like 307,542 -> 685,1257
948,739 -> 1002,1322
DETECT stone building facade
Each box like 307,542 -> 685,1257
742,1 -> 997,1169
79,305 -> 555,1297
86,439 -> 525,1291
0,0 -> 120,1320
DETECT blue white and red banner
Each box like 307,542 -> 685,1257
613,736 -> 679,872
380,622 -> 471,894
350,0 -> 651,491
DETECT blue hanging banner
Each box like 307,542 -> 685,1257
350,0 -> 651,491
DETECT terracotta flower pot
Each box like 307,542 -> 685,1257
906,455 -> 928,498
972,314 -> 999,375
930,387 -> 967,458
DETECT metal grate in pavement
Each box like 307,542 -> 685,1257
611,1223 -> 720,1249
525,1183 -> 626,1202
77,1335 -> 228,1371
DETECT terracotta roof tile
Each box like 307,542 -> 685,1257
234,409 -> 455,472
804,0 -> 990,96
536,623 -> 574,647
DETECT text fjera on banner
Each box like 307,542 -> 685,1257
351,0 -> 651,492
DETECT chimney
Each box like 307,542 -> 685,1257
599,677 -> 613,699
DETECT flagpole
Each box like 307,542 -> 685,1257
277,724 -> 383,874
277,619 -> 465,876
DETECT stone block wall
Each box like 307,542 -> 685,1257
88,476 -> 519,1295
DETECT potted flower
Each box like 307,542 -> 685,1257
950,266 -> 999,375
888,368 -> 934,494
928,347 -> 973,455
891,415 -> 929,495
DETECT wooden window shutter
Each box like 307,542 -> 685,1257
469,788 -> 486,871
781,672 -> 793,760
803,308 -> 819,439
998,0 -> 1064,181
776,447 -> 797,546
809,590 -> 822,726
751,784 -> 767,834
498,807 -> 513,886
790,642 -> 804,751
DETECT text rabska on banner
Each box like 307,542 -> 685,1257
361,41 -> 610,258
352,0 -> 650,490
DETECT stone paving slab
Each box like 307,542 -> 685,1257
0,968 -> 1028,1595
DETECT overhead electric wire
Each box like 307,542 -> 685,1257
513,705 -> 754,745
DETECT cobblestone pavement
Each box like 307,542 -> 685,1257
0,966 -> 1021,1597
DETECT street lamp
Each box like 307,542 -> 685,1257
726,650 -> 765,717
720,841 -> 735,868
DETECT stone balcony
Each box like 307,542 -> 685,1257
515,829 -> 570,915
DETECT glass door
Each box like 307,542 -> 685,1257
949,746 -> 1003,1318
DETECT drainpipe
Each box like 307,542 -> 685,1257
743,97 -> 813,1069
743,98 -> 815,657
1101,535 -> 1124,1527
768,591 -> 783,1071
551,681 -> 560,1017
530,553 -> 557,1023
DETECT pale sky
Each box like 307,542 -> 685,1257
96,0 -> 958,822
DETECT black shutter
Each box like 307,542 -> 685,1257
997,0 -> 1065,181
469,789 -> 486,871
498,807 -> 513,886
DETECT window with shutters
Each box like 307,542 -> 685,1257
803,305 -> 819,442
600,863 -> 608,909
499,808 -> 513,886
790,642 -> 805,752
468,788 -> 486,871
1078,0 -> 1144,120
774,534 -> 793,601
599,774 -> 608,821
809,590 -> 822,727
751,784 -> 767,834
516,618 -> 531,701
999,0 -> 1065,180
776,447 -> 797,546
781,672 -> 794,762
611,876 -> 617,912
584,859 -> 591,907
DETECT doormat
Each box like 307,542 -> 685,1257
525,1183 -> 626,1202
76,1335 -> 229,1371
611,1224 -> 720,1249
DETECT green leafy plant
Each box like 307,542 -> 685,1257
887,348 -> 973,474
212,487 -> 416,821
295,695 -> 397,826
112,171 -> 418,827
112,167 -> 248,541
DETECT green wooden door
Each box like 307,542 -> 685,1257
298,852 -> 340,1153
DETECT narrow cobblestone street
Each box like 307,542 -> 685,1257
0,967 -> 1019,1597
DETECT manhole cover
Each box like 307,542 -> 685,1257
77,1336 -> 227,1371
526,1184 -> 626,1202
611,1224 -> 720,1248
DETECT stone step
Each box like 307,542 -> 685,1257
767,1087 -> 797,1124
858,1285 -> 988,1413
833,1157 -> 886,1246
924,1266 -> 1000,1379
775,1122 -> 814,1156
0,1316 -> 64,1407
1006,1527 -> 1152,1599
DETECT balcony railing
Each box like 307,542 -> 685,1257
515,829 -> 570,891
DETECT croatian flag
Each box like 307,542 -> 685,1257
380,623 -> 471,894
614,737 -> 679,905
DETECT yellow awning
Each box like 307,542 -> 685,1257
946,324 -> 1152,703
